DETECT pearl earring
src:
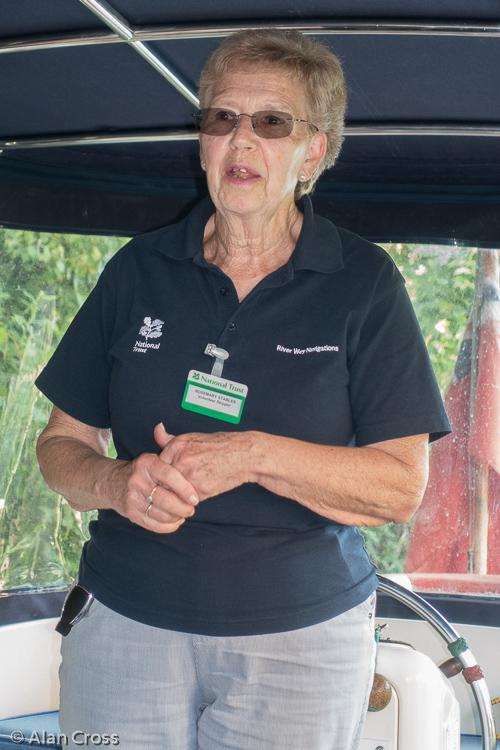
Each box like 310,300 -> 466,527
300,174 -> 307,181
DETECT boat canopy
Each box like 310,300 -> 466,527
0,0 -> 499,244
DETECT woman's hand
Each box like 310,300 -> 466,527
104,451 -> 200,533
36,407 -> 199,534
154,423 -> 252,500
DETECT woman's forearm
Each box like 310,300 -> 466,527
248,431 -> 429,527
37,431 -> 122,512
156,425 -> 429,527
36,407 -> 200,534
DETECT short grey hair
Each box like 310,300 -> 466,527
198,28 -> 347,198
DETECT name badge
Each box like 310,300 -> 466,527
181,370 -> 248,424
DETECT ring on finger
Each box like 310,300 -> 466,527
146,484 -> 158,504
145,485 -> 158,516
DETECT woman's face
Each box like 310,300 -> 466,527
199,69 -> 326,221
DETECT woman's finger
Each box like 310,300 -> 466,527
154,463 -> 199,508
144,513 -> 187,534
143,483 -> 197,520
124,485 -> 193,533
130,453 -> 199,508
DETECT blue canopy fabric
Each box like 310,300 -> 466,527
0,0 -> 499,243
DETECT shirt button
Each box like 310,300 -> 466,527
228,322 -> 236,331
220,286 -> 230,296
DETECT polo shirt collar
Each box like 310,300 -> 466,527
291,195 -> 343,274
155,194 -> 344,275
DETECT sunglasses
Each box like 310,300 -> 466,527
192,109 -> 319,140
55,582 -> 94,636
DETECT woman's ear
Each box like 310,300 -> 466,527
302,131 -> 327,178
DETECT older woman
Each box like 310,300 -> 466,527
36,29 -> 450,750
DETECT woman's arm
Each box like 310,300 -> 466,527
249,431 -> 429,526
37,406 -> 200,533
155,426 -> 429,527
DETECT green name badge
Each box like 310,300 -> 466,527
181,370 -> 248,424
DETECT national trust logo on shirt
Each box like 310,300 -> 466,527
132,316 -> 165,354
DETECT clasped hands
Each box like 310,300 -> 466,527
130,423 -> 255,533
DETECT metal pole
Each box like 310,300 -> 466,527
3,123 -> 500,151
3,19 -> 500,55
468,252 -> 489,574
377,575 -> 497,750
77,0 -> 199,107
473,462 -> 490,574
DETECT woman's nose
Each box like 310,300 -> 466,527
230,114 -> 257,147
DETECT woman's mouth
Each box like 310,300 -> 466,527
225,165 -> 260,184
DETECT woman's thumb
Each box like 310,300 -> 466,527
154,422 -> 174,449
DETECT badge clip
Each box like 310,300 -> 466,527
204,343 -> 229,377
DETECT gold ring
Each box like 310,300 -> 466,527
145,485 -> 157,516
146,485 -> 158,503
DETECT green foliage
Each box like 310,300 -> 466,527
0,230 -> 126,590
359,522 -> 414,574
385,243 -> 477,394
359,243 -> 478,572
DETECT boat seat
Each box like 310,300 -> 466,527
0,712 -> 61,749
460,737 -> 485,749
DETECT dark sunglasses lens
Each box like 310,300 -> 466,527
56,584 -> 93,636
254,112 -> 293,139
64,585 -> 92,617
195,110 -> 293,138
197,109 -> 235,136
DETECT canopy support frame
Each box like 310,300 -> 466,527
77,0 -> 199,107
3,122 -> 500,151
2,19 -> 500,56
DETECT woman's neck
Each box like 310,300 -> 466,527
203,203 -> 303,298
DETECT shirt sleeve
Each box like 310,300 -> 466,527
349,280 -> 451,446
35,253 -> 121,428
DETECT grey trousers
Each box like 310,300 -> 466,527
59,594 -> 376,750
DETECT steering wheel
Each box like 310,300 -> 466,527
377,575 -> 497,750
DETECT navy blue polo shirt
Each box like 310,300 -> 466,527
36,196 -> 450,635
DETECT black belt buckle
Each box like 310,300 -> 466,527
55,582 -> 94,636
